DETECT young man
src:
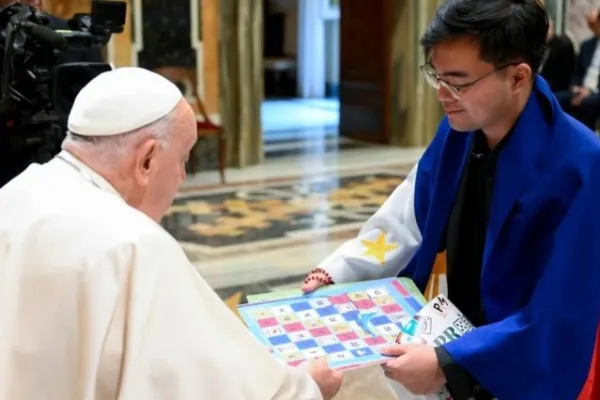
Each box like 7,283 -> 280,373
303,1 -> 600,399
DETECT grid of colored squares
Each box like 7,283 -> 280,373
249,285 -> 421,366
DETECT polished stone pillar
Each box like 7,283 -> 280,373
390,0 -> 444,147
219,0 -> 263,167
392,1 -> 447,297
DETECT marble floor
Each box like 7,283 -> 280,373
165,98 -> 424,312
171,148 -> 423,311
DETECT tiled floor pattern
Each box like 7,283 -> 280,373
171,97 -> 424,314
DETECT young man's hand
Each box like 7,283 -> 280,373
301,268 -> 334,293
380,344 -> 446,395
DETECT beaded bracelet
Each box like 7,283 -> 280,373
304,267 -> 334,285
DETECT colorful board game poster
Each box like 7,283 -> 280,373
238,277 -> 427,371
246,277 -> 426,304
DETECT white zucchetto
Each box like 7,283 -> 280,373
67,67 -> 182,136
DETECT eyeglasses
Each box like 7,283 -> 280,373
419,62 -> 519,100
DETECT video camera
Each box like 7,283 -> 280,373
0,0 -> 126,187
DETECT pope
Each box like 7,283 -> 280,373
303,1 -> 600,399
0,67 -> 343,399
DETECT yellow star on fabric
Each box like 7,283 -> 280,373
361,232 -> 398,265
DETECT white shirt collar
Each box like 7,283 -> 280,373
56,150 -> 123,199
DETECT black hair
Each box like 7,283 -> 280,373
420,0 -> 549,73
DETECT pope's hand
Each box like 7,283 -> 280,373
306,359 -> 344,400
380,344 -> 446,395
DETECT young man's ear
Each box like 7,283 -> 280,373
511,63 -> 532,92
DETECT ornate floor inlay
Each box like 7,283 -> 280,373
162,169 -> 407,257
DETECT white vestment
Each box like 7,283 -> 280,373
0,152 -> 322,400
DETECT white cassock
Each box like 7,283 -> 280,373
0,151 -> 323,400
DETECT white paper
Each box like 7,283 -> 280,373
396,294 -> 475,347
389,294 -> 476,400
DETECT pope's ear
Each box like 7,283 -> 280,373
134,138 -> 158,182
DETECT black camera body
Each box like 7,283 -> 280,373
0,0 -> 126,187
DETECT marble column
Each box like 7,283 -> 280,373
219,0 -> 263,167
389,0 -> 444,148
390,0 -> 447,296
